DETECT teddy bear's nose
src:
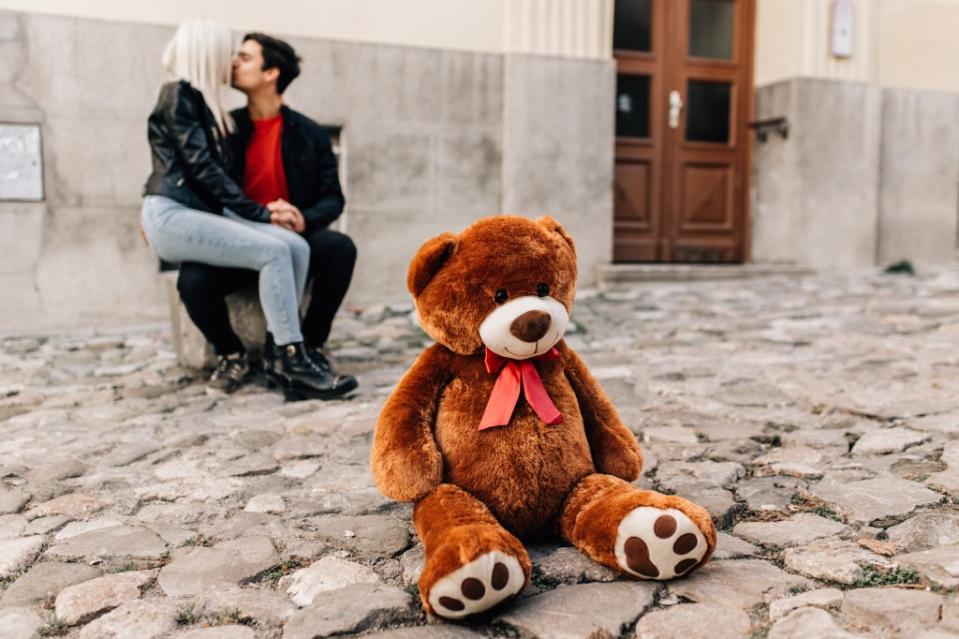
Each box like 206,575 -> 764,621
510,310 -> 551,342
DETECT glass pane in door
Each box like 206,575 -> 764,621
689,0 -> 734,60
616,74 -> 651,138
613,0 -> 652,52
685,80 -> 731,143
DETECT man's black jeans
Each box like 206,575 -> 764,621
177,227 -> 356,356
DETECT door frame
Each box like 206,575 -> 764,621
612,0 -> 756,263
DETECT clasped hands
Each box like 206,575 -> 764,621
268,198 -> 306,233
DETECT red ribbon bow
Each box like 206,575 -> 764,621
478,347 -> 564,430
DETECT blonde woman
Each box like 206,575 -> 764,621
141,19 -> 332,400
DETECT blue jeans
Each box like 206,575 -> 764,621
141,195 -> 309,346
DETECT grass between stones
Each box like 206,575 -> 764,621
851,565 -> 920,588
789,492 -> 843,523
248,558 -> 310,588
37,615 -> 68,637
176,603 -> 201,626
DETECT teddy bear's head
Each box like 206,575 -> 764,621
407,215 -> 577,357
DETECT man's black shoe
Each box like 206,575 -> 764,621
206,352 -> 250,395
264,342 -> 358,401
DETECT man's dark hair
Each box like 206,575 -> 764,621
243,32 -> 301,94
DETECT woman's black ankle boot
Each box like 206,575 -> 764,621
265,341 -> 358,401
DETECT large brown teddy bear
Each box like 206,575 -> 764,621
371,215 -> 716,619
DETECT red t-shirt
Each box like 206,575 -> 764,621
243,114 -> 289,206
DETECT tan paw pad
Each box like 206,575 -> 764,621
614,507 -> 708,580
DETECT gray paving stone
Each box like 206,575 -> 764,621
495,581 -> 659,639
362,626 -> 485,639
533,546 -> 618,584
77,598 -> 178,639
897,543 -> 959,590
279,556 -> 382,606
0,536 -> 44,578
752,446 -> 825,479
886,510 -> 959,552
783,538 -> 891,585
770,607 -> 865,639
851,427 -> 930,456
281,583 -> 416,639
23,515 -> 69,536
713,532 -> 759,560
634,603 -> 752,639
1,561 -> 103,607
158,535 -> 280,597
840,587 -> 943,637
45,525 -> 167,565
0,489 -> 29,514
667,560 -> 810,611
0,606 -> 44,639
244,493 -> 286,513
0,515 -> 27,539
735,476 -> 807,512
53,518 -> 123,541
311,515 -> 411,559
30,493 -> 107,519
180,626 -> 256,639
769,587 -> 844,622
103,441 -> 161,467
810,477 -> 944,525
200,586 -> 297,628
733,513 -> 852,548
54,569 -> 155,625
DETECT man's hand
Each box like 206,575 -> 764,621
267,199 -> 306,234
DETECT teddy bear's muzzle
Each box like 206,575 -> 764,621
509,310 -> 551,343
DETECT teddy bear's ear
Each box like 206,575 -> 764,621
407,232 -> 457,297
536,216 -> 576,254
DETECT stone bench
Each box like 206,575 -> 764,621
161,272 -> 312,369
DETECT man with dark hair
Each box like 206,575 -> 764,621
176,33 -> 358,399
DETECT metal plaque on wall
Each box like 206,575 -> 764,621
0,123 -> 44,201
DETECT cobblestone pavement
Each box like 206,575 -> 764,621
3,268 -> 959,639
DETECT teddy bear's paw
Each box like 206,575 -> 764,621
614,506 -> 708,580
427,550 -> 525,619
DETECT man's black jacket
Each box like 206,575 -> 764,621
229,106 -> 345,231
143,80 -> 270,223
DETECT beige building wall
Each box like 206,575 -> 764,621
755,0 -> 959,93
0,0 -> 612,59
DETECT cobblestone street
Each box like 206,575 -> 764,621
2,268 -> 959,638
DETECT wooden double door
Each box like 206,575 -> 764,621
613,0 -> 755,263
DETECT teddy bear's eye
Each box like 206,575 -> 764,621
536,283 -> 550,298
494,289 -> 508,304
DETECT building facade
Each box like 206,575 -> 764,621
0,0 -> 957,331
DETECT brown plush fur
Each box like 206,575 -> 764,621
414,484 -> 531,613
558,474 -> 717,573
371,215 -> 716,617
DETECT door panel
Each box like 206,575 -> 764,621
612,0 -> 668,262
613,0 -> 754,263
678,164 -> 735,230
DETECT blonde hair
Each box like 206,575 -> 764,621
162,18 -> 234,133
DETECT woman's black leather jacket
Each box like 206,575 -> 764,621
142,80 -> 269,222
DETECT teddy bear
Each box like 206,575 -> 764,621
370,215 -> 716,620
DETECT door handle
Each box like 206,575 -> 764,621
669,90 -> 684,129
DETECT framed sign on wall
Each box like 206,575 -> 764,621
0,123 -> 44,201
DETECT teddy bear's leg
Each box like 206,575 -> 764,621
414,483 -> 530,620
558,473 -> 716,580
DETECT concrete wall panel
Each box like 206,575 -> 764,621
501,54 -> 615,285
878,89 -> 959,265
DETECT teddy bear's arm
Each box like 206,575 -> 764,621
371,344 -> 449,502
556,340 -> 643,481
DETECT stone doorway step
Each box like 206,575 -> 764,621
595,263 -> 813,287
